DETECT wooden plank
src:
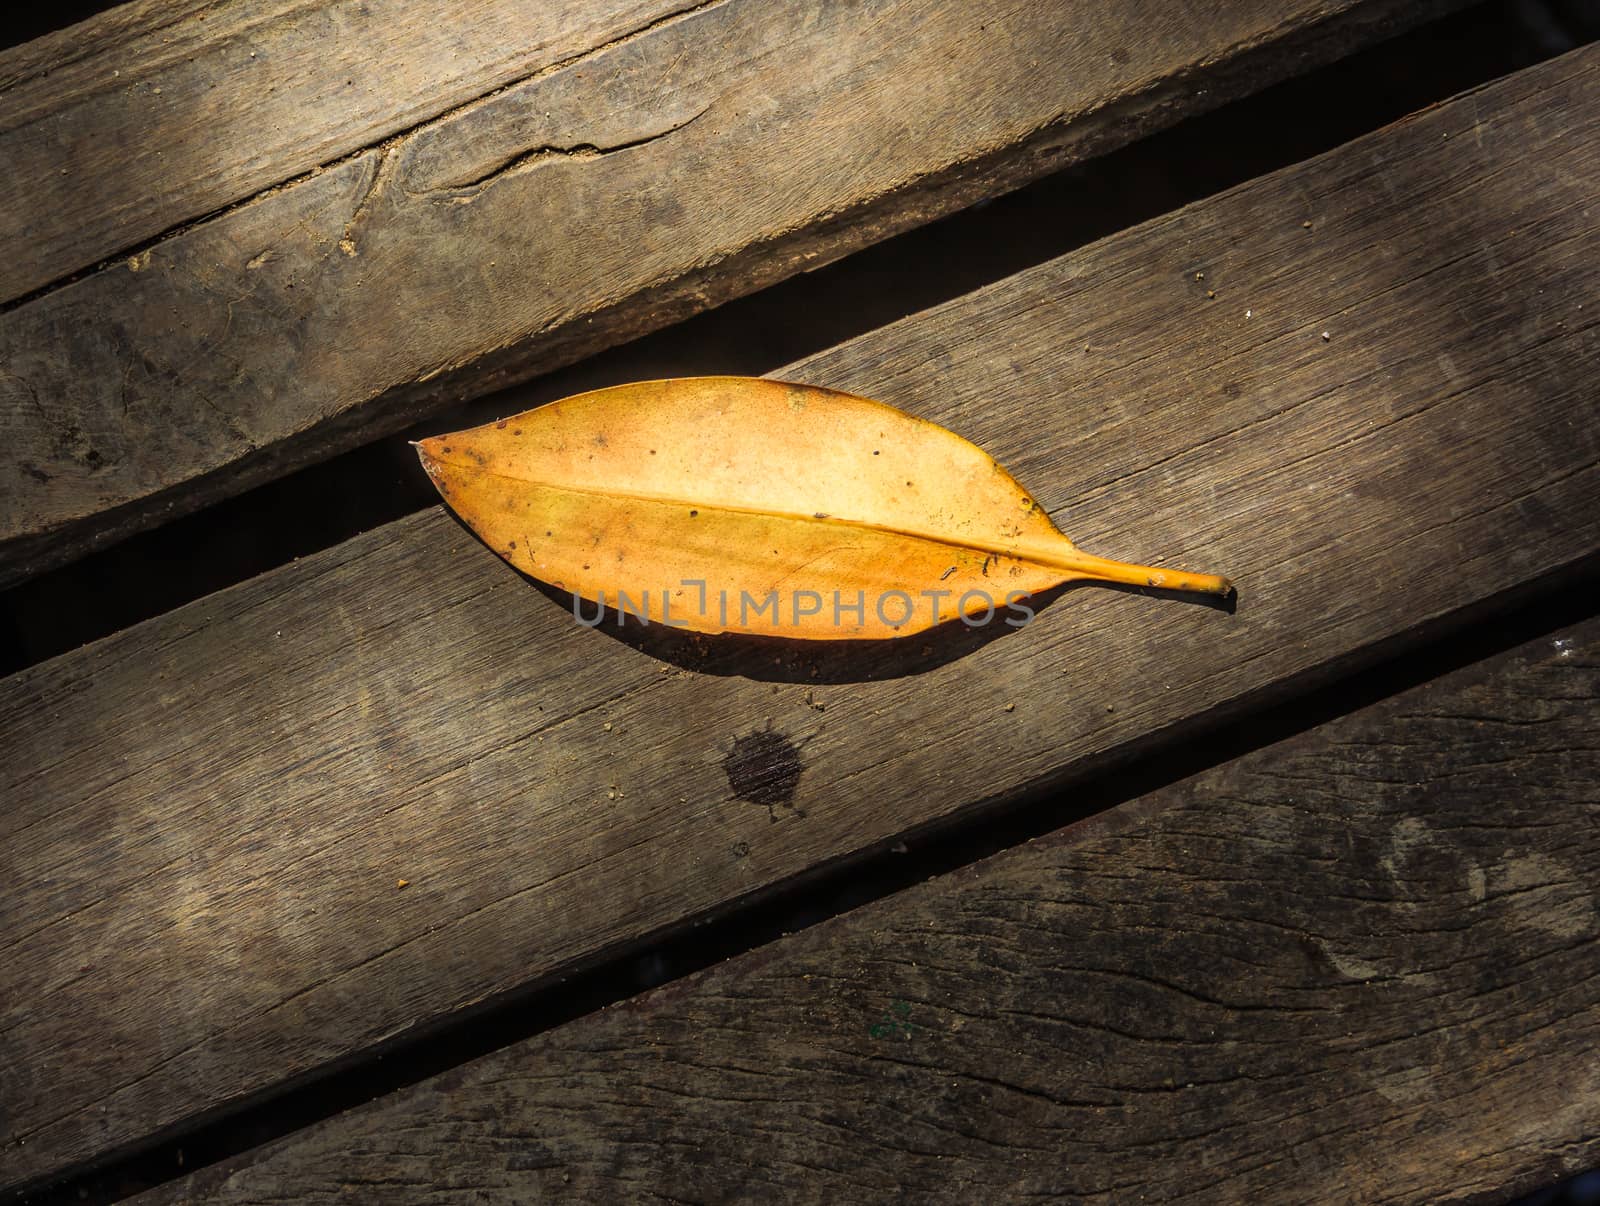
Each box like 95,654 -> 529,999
136,617 -> 1600,1205
4,43 -> 1600,1194
0,0 -> 1464,585
0,0 -> 695,304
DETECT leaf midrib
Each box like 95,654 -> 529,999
422,457 -> 1069,568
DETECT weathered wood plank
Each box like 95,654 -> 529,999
0,0 -> 1464,585
136,619 -> 1600,1205
4,44 -> 1600,1193
0,0 -> 691,303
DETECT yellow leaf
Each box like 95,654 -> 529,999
415,377 -> 1232,639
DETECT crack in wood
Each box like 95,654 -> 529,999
338,145 -> 398,256
425,104 -> 713,201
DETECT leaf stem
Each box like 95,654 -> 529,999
1046,545 -> 1234,597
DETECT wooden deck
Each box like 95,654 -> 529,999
2,2 -> 1597,1203
139,615 -> 1600,1203
0,0 -> 1464,585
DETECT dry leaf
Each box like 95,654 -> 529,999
415,377 -> 1231,639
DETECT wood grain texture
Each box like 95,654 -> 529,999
0,0 -> 685,303
0,0 -> 1465,585
4,43 -> 1600,1193
136,620 -> 1600,1206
